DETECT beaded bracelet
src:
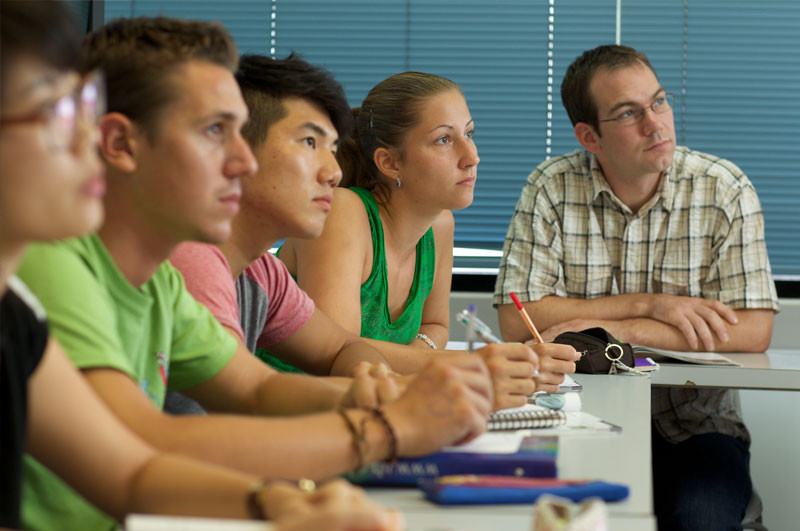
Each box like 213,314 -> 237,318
337,408 -> 365,469
416,333 -> 438,349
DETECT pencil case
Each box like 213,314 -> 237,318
552,327 -> 635,374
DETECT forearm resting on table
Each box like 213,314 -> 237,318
415,322 -> 449,352
597,310 -> 773,352
128,453 -> 263,520
249,372 -> 348,415
360,338 -> 500,376
498,294 -> 651,342
27,344 -> 270,520
142,410 -> 391,481
360,336 -> 442,374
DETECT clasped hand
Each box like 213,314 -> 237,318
340,361 -> 401,409
646,294 -> 737,351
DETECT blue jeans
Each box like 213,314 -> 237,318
652,425 -> 752,531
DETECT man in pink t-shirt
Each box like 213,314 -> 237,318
172,243 -> 314,370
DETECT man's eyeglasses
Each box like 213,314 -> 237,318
598,93 -> 675,127
0,70 -> 106,148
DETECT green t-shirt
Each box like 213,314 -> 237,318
17,234 -> 237,531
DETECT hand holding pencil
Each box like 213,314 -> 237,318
509,292 -> 544,344
507,292 -> 580,394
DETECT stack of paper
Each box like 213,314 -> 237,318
633,346 -> 740,366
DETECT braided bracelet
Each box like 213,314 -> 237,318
370,407 -> 398,464
246,481 -> 268,520
337,408 -> 365,470
416,333 -> 437,349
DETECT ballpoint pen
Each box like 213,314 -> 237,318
465,304 -> 476,353
456,308 -> 503,344
457,305 -> 541,379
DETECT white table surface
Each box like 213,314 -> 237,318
367,374 -> 655,530
650,348 -> 800,390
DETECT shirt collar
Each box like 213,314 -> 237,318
588,151 -> 676,215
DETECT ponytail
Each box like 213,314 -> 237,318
337,72 -> 460,202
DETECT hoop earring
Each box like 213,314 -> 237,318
395,177 -> 402,188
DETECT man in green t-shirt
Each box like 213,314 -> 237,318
18,16 -> 495,531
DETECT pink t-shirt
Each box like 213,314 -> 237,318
170,243 -> 314,350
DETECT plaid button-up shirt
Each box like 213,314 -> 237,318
495,147 -> 779,445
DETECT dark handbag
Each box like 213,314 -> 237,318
552,327 -> 635,374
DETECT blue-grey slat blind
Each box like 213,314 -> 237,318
99,0 -> 799,278
622,1 -> 686,144
681,1 -> 800,278
103,0 -> 271,55
549,2 -> 617,158
272,1 -> 408,105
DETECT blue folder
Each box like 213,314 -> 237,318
347,450 -> 557,487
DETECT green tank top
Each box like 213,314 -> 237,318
351,187 -> 435,345
266,188 -> 436,373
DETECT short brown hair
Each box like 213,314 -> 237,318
561,44 -> 657,131
83,17 -> 238,139
338,72 -> 460,201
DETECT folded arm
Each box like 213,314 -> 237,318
500,294 -> 773,353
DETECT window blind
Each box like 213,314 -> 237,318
98,0 -> 799,279
681,1 -> 800,279
103,0 -> 271,54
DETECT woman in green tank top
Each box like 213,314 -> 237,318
279,72 -> 480,373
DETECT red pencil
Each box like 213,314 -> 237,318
509,292 -> 544,344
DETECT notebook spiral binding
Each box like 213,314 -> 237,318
488,408 -> 567,431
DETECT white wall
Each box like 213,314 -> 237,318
450,292 -> 800,530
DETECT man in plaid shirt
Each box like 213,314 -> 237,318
495,45 -> 779,530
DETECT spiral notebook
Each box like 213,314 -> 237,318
488,404 -> 567,431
